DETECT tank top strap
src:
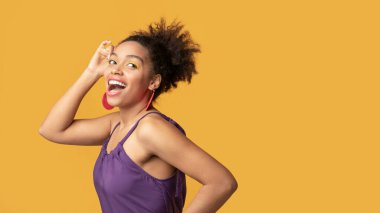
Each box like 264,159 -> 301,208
110,122 -> 121,136
119,111 -> 165,146
145,112 -> 186,136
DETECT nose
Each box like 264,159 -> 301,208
111,68 -> 122,75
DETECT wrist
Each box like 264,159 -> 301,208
84,68 -> 102,79
82,68 -> 102,82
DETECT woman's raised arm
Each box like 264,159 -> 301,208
39,40 -> 117,146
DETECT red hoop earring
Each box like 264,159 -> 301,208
102,92 -> 114,110
144,89 -> 155,111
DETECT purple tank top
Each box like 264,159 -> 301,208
93,111 -> 187,213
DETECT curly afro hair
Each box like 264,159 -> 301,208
117,17 -> 201,102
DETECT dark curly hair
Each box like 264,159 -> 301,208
117,17 -> 201,102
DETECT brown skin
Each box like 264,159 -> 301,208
103,41 -> 174,179
103,41 -> 161,123
39,40 -> 238,213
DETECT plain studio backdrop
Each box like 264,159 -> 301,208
0,0 -> 379,212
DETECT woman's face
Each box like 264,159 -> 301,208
103,41 -> 155,108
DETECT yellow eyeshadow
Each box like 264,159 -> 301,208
108,58 -> 139,68
127,60 -> 139,68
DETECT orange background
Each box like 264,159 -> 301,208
1,0 -> 379,212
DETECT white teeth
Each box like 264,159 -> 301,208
108,80 -> 127,87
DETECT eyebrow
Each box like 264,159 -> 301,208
110,52 -> 144,64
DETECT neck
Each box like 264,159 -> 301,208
117,91 -> 157,130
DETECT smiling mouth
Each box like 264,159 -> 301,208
108,84 -> 126,91
108,80 -> 127,91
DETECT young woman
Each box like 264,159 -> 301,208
39,18 -> 238,213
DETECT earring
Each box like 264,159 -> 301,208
144,89 -> 155,111
102,92 -> 114,110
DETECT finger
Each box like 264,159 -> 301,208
106,45 -> 114,60
98,41 -> 113,57
97,40 -> 112,51
98,48 -> 109,57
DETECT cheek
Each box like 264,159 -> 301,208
129,70 -> 149,85
124,75 -> 145,92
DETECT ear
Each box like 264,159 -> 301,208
149,74 -> 161,90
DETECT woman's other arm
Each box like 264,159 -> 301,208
137,116 -> 238,213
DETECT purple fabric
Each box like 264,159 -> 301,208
93,111 -> 187,213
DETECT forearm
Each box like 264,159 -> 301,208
183,183 -> 237,213
39,69 -> 100,135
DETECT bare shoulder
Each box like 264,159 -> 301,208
137,112 -> 184,138
135,112 -> 190,156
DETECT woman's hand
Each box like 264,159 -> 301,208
86,40 -> 114,78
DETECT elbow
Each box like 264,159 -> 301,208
213,177 -> 238,195
38,127 -> 46,137
38,127 -> 50,141
221,170 -> 238,193
39,125 -> 50,137
38,127 -> 55,142
225,177 -> 238,194
210,170 -> 238,194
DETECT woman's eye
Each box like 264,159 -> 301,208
127,63 -> 137,69
108,60 -> 136,69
